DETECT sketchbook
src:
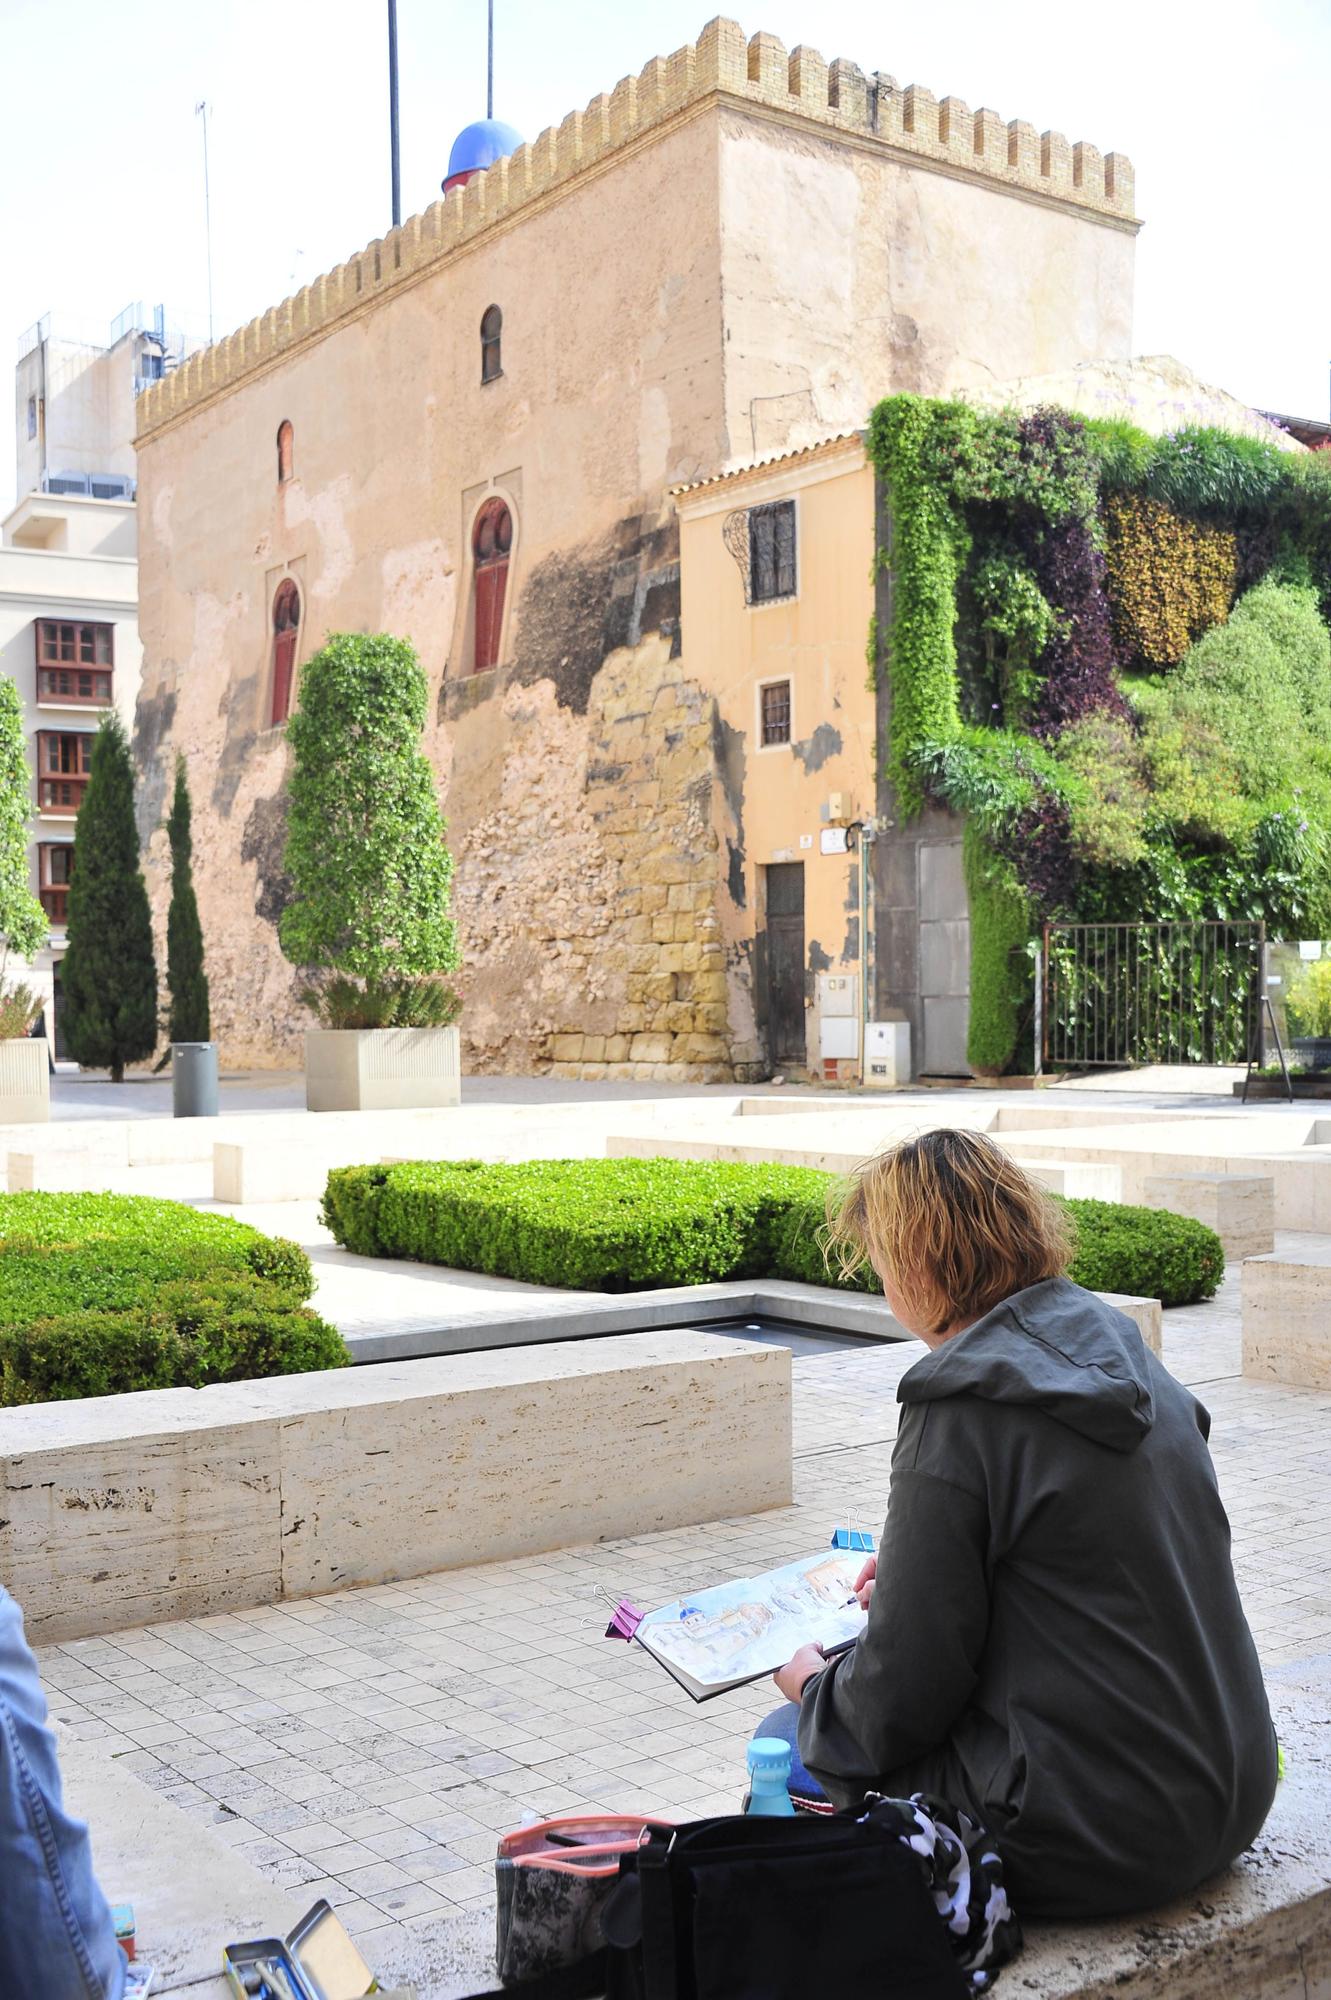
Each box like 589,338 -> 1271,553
634,1547 -> 869,1701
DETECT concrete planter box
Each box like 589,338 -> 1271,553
304,1025 -> 460,1112
0,1036 -> 49,1124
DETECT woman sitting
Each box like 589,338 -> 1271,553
764,1129 -> 1277,1918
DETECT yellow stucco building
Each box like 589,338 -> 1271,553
130,15 -> 1139,1080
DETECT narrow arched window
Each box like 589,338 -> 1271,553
472,500 -> 512,673
276,420 -> 294,483
480,306 -> 502,385
271,578 -> 301,723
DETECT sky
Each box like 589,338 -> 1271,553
2,0 -> 1328,515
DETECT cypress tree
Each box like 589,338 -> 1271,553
62,714 -> 158,1082
165,755 -> 210,1043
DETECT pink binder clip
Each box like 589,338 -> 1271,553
604,1598 -> 643,1641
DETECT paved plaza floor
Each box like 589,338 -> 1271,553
34,1248 -> 1331,1963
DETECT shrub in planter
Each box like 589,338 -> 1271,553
0,1192 -> 341,1404
0,1278 -> 346,1405
323,1158 -> 1223,1307
280,633 -> 460,1028
323,1157 -> 830,1292
1062,1198 -> 1223,1307
775,1187 -> 1222,1308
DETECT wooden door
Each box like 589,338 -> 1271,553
765,862 -> 806,1066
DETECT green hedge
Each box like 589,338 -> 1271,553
0,1193 -> 346,1405
322,1159 -> 1224,1308
323,1158 -> 832,1292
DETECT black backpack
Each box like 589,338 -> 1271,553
470,1808 -> 975,2000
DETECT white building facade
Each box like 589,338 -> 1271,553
0,493 -> 140,1048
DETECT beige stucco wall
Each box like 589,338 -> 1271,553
134,109 -> 731,1072
676,443 -> 876,1073
717,113 -> 1136,456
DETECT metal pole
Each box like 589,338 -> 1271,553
857,824 -> 873,1087
1033,931 -> 1044,1080
487,0 -> 494,119
195,101 -> 214,344
387,0 -> 401,229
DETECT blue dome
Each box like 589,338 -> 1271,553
446,118 -> 523,181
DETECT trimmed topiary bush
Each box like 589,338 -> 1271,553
0,1193 -> 345,1404
1059,1197 -> 1223,1307
322,1158 -> 1223,1307
323,1157 -> 831,1293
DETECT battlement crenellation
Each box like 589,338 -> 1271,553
136,16 -> 1136,439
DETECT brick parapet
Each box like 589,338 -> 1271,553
136,15 -> 1136,442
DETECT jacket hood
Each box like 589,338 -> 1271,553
898,1277 -> 1155,1452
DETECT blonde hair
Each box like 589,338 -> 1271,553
825,1128 -> 1075,1337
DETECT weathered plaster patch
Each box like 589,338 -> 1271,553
711,710 -> 746,908
793,722 -> 843,774
240,793 -> 293,927
282,474 -> 355,598
381,538 -> 453,641
132,686 -> 178,846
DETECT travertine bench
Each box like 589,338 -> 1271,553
606,1132 -> 1123,1202
1,1332 -> 790,1643
1011,1158 -> 1123,1201
98,1661 -> 1324,1998
1242,1245 -> 1331,1389
1143,1170 -> 1275,1258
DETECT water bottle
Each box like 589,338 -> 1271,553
745,1736 -> 796,1816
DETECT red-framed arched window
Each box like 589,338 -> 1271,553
277,420 -> 294,483
271,579 -> 301,723
472,499 -> 512,673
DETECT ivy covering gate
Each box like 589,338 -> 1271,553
1038,920 -> 1262,1071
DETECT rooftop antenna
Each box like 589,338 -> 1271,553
488,0 -> 494,119
387,0 -> 401,228
195,100 -> 214,345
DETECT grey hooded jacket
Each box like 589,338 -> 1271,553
798,1278 -> 1277,1918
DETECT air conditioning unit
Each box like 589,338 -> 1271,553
864,1021 -> 911,1089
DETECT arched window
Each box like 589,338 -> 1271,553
480,305 -> 502,385
271,579 -> 301,723
276,420 -> 294,483
472,499 -> 512,673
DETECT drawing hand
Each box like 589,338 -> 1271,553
853,1556 -> 877,1609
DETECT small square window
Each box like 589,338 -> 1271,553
750,500 -> 796,603
761,680 -> 792,746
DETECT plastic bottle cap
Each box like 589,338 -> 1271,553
747,1736 -> 793,1775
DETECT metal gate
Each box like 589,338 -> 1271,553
1036,921 -> 1264,1072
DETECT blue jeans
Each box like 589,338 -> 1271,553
0,1588 -> 126,1999
754,1701 -> 827,1800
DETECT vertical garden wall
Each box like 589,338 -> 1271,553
866,397 -> 1331,1072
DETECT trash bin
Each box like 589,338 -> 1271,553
172,1040 -> 219,1119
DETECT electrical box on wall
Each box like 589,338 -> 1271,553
817,974 -> 859,1063
817,974 -> 857,1017
864,1020 -> 911,1088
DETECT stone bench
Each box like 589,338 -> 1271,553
1242,1245 -> 1331,1390
106,1658 -> 1320,1999
1011,1158 -> 1123,1201
1,1332 -> 790,1643
1143,1170 -> 1275,1257
607,1132 -> 1123,1203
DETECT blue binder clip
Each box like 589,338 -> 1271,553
831,1527 -> 875,1553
